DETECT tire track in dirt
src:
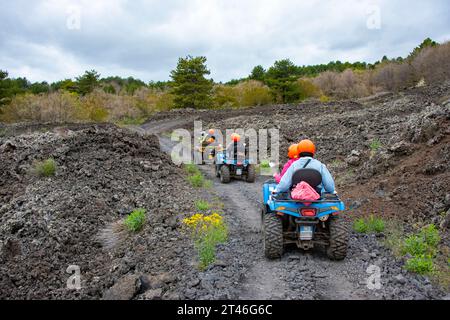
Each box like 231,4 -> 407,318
199,165 -> 290,299
139,117 -> 446,300
155,133 -> 364,300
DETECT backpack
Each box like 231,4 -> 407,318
290,159 -> 321,203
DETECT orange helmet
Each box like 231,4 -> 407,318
288,144 -> 299,159
208,129 -> 215,135
297,139 -> 316,156
231,133 -> 241,142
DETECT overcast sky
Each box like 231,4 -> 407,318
1,0 -> 449,83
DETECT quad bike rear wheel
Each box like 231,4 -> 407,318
326,216 -> 349,260
220,165 -> 231,183
246,164 -> 256,183
264,213 -> 284,259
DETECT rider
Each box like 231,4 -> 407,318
226,133 -> 245,161
201,129 -> 216,147
274,139 -> 335,194
274,144 -> 300,183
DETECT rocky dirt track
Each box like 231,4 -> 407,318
0,84 -> 449,300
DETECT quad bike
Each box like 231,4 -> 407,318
262,168 -> 349,260
215,151 -> 256,184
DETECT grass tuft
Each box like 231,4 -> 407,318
353,215 -> 385,233
369,139 -> 382,152
183,213 -> 228,270
34,158 -> 57,177
196,200 -> 210,211
124,208 -> 147,232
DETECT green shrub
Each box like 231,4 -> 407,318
401,224 -> 441,275
405,255 -> 434,274
188,173 -> 205,188
184,163 -> 200,175
403,235 -> 428,256
420,224 -> 441,247
196,200 -> 210,211
203,179 -> 213,189
402,225 -> 440,257
368,215 -> 386,233
89,106 -> 109,122
353,215 -> 385,233
353,218 -> 369,233
260,160 -> 270,169
370,139 -> 382,152
124,208 -> 147,232
34,158 -> 57,177
183,213 -> 228,270
296,79 -> 323,100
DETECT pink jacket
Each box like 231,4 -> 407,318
275,158 -> 299,184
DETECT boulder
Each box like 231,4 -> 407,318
103,274 -> 141,300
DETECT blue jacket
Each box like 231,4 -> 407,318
274,157 -> 335,193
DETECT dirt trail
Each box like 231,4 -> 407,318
1,84 -> 447,300
143,127 -> 444,300
144,131 -> 386,300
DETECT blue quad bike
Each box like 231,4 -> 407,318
215,151 -> 256,184
262,168 -> 349,260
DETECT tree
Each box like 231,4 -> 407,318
76,70 -> 100,95
408,38 -> 438,60
266,59 -> 298,79
170,56 -> 213,109
265,59 -> 300,103
249,65 -> 266,81
0,72 -> 30,105
29,82 -> 50,94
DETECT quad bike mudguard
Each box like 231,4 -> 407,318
262,181 -> 348,260
263,182 -> 345,219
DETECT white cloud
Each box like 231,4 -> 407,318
0,0 -> 449,82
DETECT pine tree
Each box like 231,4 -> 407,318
76,70 -> 100,95
170,56 -> 213,109
249,65 -> 266,81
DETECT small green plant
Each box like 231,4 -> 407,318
420,224 -> 440,247
405,255 -> 434,274
368,215 -> 386,233
183,213 -> 228,270
401,224 -> 441,275
353,218 -> 369,233
203,179 -> 213,189
403,235 -> 429,256
188,173 -> 205,188
369,139 -> 382,152
184,163 -> 200,175
260,160 -> 270,169
353,215 -> 385,233
124,208 -> 147,232
196,200 -> 210,211
34,158 -> 57,177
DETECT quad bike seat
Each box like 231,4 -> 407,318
292,168 -> 323,194
272,168 -> 323,201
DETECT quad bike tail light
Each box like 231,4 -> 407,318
300,208 -> 317,217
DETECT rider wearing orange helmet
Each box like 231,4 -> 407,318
226,133 -> 245,161
274,139 -> 335,194
274,144 -> 300,183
